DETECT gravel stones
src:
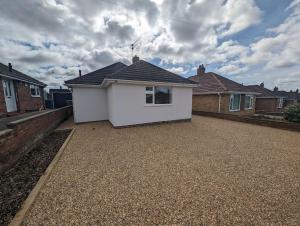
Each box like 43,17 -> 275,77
22,116 -> 300,225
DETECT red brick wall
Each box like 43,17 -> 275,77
0,78 -> 6,114
0,106 -> 73,173
193,111 -> 300,132
192,94 -> 219,112
193,94 -> 255,116
15,81 -> 44,112
255,98 -> 277,113
222,94 -> 255,116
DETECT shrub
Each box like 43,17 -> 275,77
284,104 -> 300,123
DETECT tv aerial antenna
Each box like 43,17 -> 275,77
131,38 -> 141,58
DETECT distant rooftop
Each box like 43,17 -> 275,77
189,72 -> 256,94
246,85 -> 277,98
0,62 -> 46,87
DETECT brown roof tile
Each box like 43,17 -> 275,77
246,85 -> 277,98
189,72 -> 254,94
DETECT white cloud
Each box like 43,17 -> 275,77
0,0 -> 298,90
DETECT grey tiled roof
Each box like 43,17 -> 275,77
65,62 -> 127,85
108,60 -> 196,84
65,60 -> 195,85
273,90 -> 300,101
0,62 -> 46,87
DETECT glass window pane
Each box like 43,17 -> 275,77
36,86 -> 40,95
230,94 -> 240,110
146,94 -> 153,104
7,81 -> 12,96
30,85 -> 36,96
233,95 -> 240,109
245,96 -> 250,108
4,81 -> 9,96
155,86 -> 171,104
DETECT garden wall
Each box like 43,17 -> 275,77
0,106 -> 73,173
193,111 -> 300,132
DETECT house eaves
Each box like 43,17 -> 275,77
101,79 -> 198,88
0,73 -> 47,87
193,90 -> 260,95
66,79 -> 198,88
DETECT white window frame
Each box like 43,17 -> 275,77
244,95 -> 254,110
145,86 -> 172,106
3,80 -> 12,98
277,97 -> 283,108
229,94 -> 241,111
30,85 -> 41,97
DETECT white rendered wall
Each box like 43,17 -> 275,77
107,85 -> 116,125
72,87 -> 108,123
107,83 -> 193,127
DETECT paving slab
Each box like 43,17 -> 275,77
21,116 -> 300,225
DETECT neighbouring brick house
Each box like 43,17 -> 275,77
189,65 -> 258,116
246,83 -> 280,113
273,87 -> 300,108
0,62 -> 46,116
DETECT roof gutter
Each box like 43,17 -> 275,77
0,73 -> 47,87
193,91 -> 260,95
64,83 -> 101,88
256,96 -> 278,99
66,79 -> 198,88
101,79 -> 198,88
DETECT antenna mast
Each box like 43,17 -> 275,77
131,38 -> 140,58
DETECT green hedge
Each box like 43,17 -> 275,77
284,104 -> 300,123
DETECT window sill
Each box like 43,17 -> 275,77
144,103 -> 173,107
229,109 -> 240,112
245,107 -> 253,110
31,95 -> 41,98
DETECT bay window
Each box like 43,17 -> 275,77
244,95 -> 254,109
229,94 -> 241,111
145,86 -> 172,105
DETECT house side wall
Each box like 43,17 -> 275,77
72,87 -> 108,123
109,83 -> 193,127
0,77 -> 7,114
107,85 -> 116,125
222,94 -> 255,116
192,93 -> 255,116
192,94 -> 219,112
255,98 -> 278,113
15,81 -> 44,112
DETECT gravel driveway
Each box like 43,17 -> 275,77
22,116 -> 300,225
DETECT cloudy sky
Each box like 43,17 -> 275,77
0,0 -> 299,90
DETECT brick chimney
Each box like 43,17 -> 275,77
197,64 -> 205,76
274,86 -> 278,92
260,82 -> 264,88
79,69 -> 81,77
296,89 -> 299,93
132,55 -> 139,64
8,63 -> 12,72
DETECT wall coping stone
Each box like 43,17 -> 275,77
0,129 -> 13,138
7,106 -> 72,128
193,111 -> 300,132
